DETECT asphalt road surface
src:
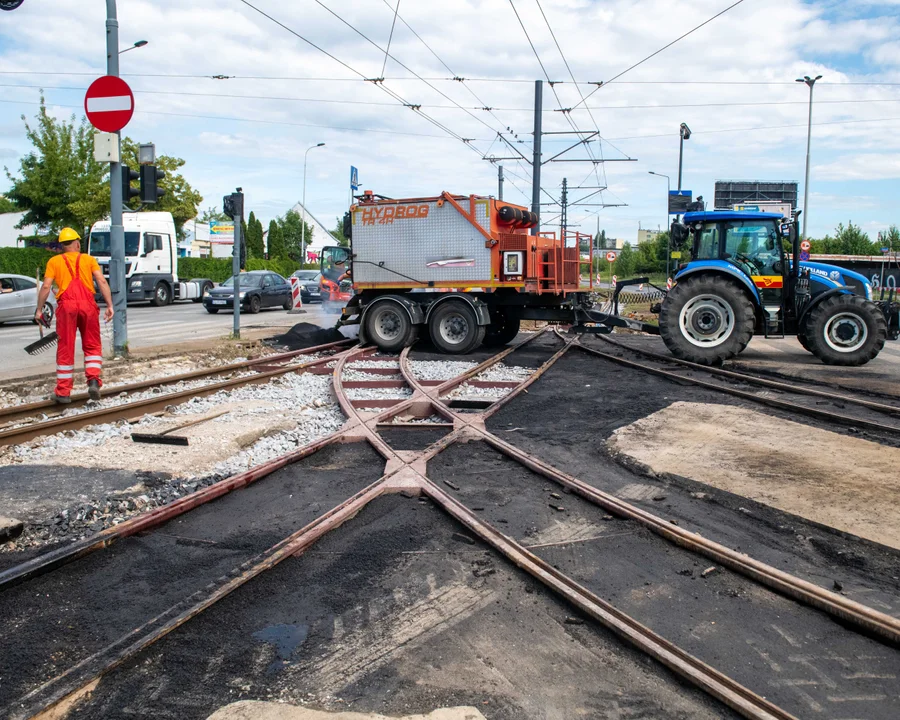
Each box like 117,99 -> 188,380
0,301 -> 338,380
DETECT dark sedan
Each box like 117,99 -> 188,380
203,271 -> 292,314
291,270 -> 322,303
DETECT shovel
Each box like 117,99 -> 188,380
130,410 -> 229,446
24,314 -> 58,356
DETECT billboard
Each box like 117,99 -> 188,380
209,221 -> 234,243
668,190 -> 692,214
714,180 -> 798,210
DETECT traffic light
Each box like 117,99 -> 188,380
222,191 -> 244,219
122,165 -> 140,204
139,164 -> 165,204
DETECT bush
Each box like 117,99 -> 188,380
0,247 -> 54,278
178,256 -> 301,284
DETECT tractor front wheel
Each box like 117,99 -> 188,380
659,275 -> 755,365
805,294 -> 886,366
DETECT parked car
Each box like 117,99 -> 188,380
203,271 -> 292,314
291,270 -> 322,303
0,273 -> 56,325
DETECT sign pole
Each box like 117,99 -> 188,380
232,208 -> 242,339
105,0 -> 127,355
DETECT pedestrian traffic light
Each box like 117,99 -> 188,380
139,164 -> 165,204
122,165 -> 140,204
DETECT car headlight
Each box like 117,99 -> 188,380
239,291 -> 246,299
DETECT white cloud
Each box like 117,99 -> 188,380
813,154 -> 900,180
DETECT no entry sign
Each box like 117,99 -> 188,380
800,240 -> 811,252
606,251 -> 617,262
84,76 -> 134,133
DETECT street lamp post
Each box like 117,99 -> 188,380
301,142 -> 325,266
796,74 -> 822,241
677,123 -> 691,192
649,171 -> 671,277
118,39 -> 148,54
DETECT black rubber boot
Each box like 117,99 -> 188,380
87,379 -> 101,401
54,394 -> 72,405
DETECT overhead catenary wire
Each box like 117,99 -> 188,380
380,0 -> 401,79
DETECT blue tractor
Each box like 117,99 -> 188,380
660,210 -> 900,366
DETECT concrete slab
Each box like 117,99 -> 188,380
207,703 -> 487,720
609,401 -> 900,550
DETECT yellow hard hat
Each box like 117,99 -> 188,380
58,227 -> 81,243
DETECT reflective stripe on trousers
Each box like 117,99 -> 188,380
54,253 -> 103,398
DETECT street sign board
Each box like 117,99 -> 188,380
606,251 -> 617,262
84,76 -> 134,133
209,221 -> 235,242
350,166 -> 359,190
799,250 -> 810,261
671,251 -> 682,259
800,240 -> 810,251
882,247 -> 891,254
668,190 -> 692,214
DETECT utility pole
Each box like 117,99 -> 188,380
531,80 -> 542,236
106,0 -> 127,355
560,178 -> 568,238
498,165 -> 504,201
797,74 -> 822,241
677,123 -> 691,192
302,142 -> 325,267
228,189 -> 244,340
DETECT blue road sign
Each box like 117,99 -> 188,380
350,166 -> 359,190
882,247 -> 890,253
799,250 -> 810,261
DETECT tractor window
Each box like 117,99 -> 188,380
695,225 -> 719,259
723,221 -> 782,277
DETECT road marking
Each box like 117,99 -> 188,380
86,95 -> 132,112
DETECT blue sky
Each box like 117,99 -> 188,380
1,0 -> 899,243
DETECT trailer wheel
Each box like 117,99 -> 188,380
805,294 -> 886,366
659,274 -> 755,365
151,282 -> 170,307
428,300 -> 485,354
364,300 -> 418,352
483,309 -> 520,347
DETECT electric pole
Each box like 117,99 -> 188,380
531,80 -> 542,236
498,165 -> 504,201
560,178 -> 568,238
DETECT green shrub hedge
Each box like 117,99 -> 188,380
1,248 -> 303,284
178,256 -> 301,283
0,247 -> 54,279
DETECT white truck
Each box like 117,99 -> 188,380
88,211 -> 214,306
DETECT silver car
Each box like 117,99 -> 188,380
0,273 -> 56,325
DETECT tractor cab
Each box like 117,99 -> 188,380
662,210 -> 897,366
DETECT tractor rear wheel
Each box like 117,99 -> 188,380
364,300 -> 418,352
428,300 -> 485,354
482,309 -> 520,347
659,274 -> 755,365
805,294 -> 886,366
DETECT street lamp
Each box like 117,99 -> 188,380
649,171 -> 671,277
301,142 -> 326,267
677,123 -> 691,191
119,40 -> 148,54
796,74 -> 822,241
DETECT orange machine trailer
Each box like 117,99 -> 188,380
321,190 -> 644,353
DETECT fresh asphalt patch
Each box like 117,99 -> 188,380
427,441 -> 900,720
61,494 -> 733,720
0,441 -> 384,711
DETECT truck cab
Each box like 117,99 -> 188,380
661,211 -> 898,366
89,212 -> 212,306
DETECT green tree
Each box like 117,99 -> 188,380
267,219 -> 286,259
244,211 -> 263,258
877,225 -> 900,252
613,242 -> 636,277
200,206 -> 229,223
4,95 -> 106,235
0,196 -> 17,213
331,216 -> 349,247
831,221 -> 876,255
595,229 -> 607,247
4,96 -> 202,240
277,209 -> 313,262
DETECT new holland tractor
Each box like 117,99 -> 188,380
660,210 -> 899,366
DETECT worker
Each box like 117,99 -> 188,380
34,227 -> 114,404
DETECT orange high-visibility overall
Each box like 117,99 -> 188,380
54,254 -> 102,397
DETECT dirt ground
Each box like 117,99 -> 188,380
609,401 -> 900,551
207,706 -> 487,720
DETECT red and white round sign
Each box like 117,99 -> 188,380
606,251 -> 617,262
800,240 -> 811,252
84,76 -> 134,133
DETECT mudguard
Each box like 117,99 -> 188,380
358,294 -> 426,345
424,292 -> 491,326
674,260 -> 762,305
797,286 -> 854,327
